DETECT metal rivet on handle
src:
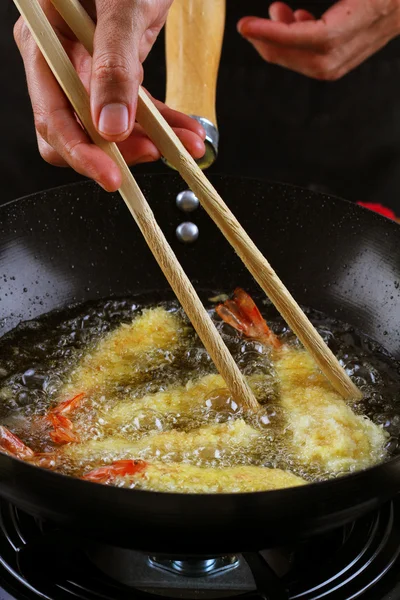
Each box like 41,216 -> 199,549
176,222 -> 199,243
176,190 -> 200,213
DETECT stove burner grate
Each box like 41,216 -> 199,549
148,556 -> 240,577
0,499 -> 399,600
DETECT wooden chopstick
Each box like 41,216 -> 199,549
13,0 -> 259,413
24,0 -> 361,402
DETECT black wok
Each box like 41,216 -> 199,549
0,173 -> 399,556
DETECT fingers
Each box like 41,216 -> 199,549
149,95 -> 206,140
238,16 -> 331,51
242,3 -> 315,29
237,0 -> 400,80
14,4 -> 205,189
243,38 -> 334,79
241,22 -> 391,81
43,105 -> 122,190
15,19 -> 122,191
117,91 -> 207,164
269,3 -> 295,23
239,0 -> 390,51
91,0 -> 146,142
135,89 -> 206,158
294,10 -> 316,22
145,90 -> 206,155
36,133 -> 68,167
166,128 -> 206,160
117,124 -> 206,164
238,0 -> 379,52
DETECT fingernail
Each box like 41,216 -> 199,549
237,18 -> 253,36
198,125 -> 206,140
136,154 -> 159,164
95,180 -> 107,191
98,103 -> 129,137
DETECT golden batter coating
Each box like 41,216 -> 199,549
93,342 -> 387,476
276,348 -> 387,473
101,372 -> 270,430
118,462 -> 306,493
60,307 -> 183,396
105,374 -> 227,425
63,419 -> 261,466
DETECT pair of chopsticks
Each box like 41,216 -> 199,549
13,0 -> 362,409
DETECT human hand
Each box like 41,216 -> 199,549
14,0 -> 206,191
238,0 -> 400,81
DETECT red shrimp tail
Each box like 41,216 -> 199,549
83,460 -> 147,484
45,393 -> 85,445
49,392 -> 85,417
0,426 -> 35,460
50,428 -> 79,444
216,288 -> 281,349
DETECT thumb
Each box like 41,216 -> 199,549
91,0 -> 145,142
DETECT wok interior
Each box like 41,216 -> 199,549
0,174 -> 399,551
0,290 -> 397,492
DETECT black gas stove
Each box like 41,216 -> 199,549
1,498 -> 400,600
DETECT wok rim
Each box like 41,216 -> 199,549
2,174 -> 398,233
0,174 -> 361,210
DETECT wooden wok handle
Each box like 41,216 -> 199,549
14,0 -> 259,413
165,0 -> 225,169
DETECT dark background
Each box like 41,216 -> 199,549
2,1 -> 400,211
